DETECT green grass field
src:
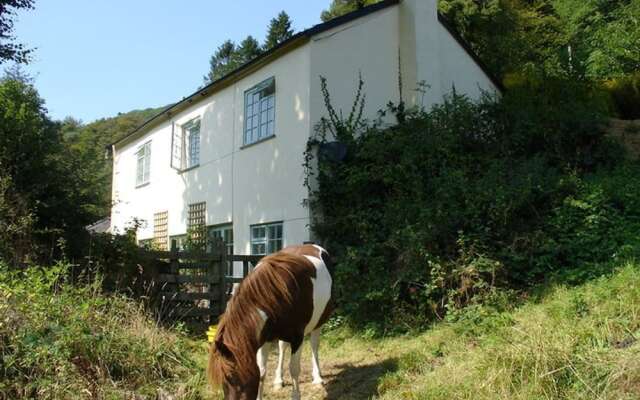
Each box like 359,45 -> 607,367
2,260 -> 639,399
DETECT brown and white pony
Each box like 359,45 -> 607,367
209,244 -> 333,400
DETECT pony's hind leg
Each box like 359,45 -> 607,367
310,329 -> 324,385
273,340 -> 287,389
257,342 -> 272,400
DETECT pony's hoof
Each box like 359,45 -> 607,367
273,381 -> 284,390
312,378 -> 325,386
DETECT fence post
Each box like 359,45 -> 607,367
210,238 -> 226,318
168,241 -> 179,295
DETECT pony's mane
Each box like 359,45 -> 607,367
208,252 -> 314,386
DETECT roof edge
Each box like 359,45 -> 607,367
111,0 -> 401,149
436,12 -> 505,93
112,1 -> 502,149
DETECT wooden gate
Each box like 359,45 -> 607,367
148,240 -> 262,328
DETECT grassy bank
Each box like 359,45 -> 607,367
2,261 -> 639,399
0,264 -> 209,399
261,260 -> 640,400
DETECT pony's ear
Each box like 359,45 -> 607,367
215,339 -> 234,360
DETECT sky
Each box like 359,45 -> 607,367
13,0 -> 329,123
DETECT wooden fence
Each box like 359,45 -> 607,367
144,240 -> 262,328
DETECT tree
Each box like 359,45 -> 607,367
204,40 -> 239,83
320,0 -> 380,22
237,35 -> 262,64
0,0 -> 35,64
204,11 -> 294,84
263,11 -> 293,50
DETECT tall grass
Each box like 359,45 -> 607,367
0,263 -> 210,399
369,261 -> 640,399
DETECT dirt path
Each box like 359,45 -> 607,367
261,343 -> 397,400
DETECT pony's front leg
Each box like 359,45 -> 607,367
273,340 -> 287,389
256,342 -> 272,400
310,329 -> 324,385
289,343 -> 302,400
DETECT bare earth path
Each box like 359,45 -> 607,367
260,341 -> 397,400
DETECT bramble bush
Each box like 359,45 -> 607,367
307,76 -> 639,332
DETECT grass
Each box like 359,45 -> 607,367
258,260 -> 640,400
0,264 -> 210,399
2,260 -> 639,399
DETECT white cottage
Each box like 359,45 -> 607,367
109,0 -> 501,274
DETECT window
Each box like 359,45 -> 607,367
208,224 -> 233,275
244,77 -> 275,146
153,211 -> 169,250
171,119 -> 200,171
136,141 -> 151,186
250,222 -> 282,255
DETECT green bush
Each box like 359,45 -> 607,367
0,264 -> 206,399
307,77 -> 638,332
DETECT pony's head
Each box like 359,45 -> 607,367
208,332 -> 260,400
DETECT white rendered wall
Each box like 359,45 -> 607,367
399,0 -> 499,107
111,45 -> 312,275
308,6 -> 402,130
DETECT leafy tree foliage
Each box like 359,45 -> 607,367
263,11 -> 294,50
204,12 -> 293,84
0,0 -> 34,64
320,0 -> 380,22
0,74 -> 102,264
204,40 -> 238,83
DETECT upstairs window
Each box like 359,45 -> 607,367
171,119 -> 200,171
244,77 -> 275,146
136,141 -> 151,187
250,222 -> 282,255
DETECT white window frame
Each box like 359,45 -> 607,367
171,118 -> 201,171
250,222 -> 283,255
136,141 -> 151,187
243,77 -> 276,146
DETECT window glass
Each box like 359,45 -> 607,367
250,222 -> 283,255
244,78 -> 275,145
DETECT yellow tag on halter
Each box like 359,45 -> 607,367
206,325 -> 218,343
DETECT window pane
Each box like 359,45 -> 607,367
267,122 -> 274,136
252,226 -> 266,239
276,224 -> 283,238
252,243 -> 266,255
268,225 -> 277,239
268,107 -> 275,123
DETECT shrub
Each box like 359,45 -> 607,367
604,72 -> 640,119
307,76 -> 637,332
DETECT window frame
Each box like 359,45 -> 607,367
135,141 -> 151,187
243,77 -> 276,147
170,118 -> 201,172
250,221 -> 283,256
